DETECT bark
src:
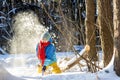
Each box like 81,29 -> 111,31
97,0 -> 113,67
113,0 -> 120,76
85,0 -> 97,61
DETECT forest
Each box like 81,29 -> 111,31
0,0 -> 120,78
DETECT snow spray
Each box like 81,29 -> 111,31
10,10 -> 47,54
9,10 -> 47,67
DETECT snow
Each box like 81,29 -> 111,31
0,11 -> 6,16
8,8 -> 17,15
0,23 -> 7,27
63,48 -> 86,69
0,16 -> 6,20
0,48 -> 8,55
0,49 -> 120,80
0,64 -> 24,80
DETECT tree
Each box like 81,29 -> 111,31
85,0 -> 97,61
113,0 -> 120,76
97,0 -> 113,67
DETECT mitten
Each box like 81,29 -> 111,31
42,66 -> 46,72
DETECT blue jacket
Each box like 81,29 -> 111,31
36,38 -> 57,66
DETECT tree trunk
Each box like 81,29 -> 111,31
113,0 -> 120,76
8,0 -> 12,9
31,0 -> 34,4
85,0 -> 97,61
97,0 -> 113,67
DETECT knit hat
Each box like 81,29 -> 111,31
40,32 -> 51,41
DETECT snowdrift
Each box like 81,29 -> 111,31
42,51 -> 120,80
0,64 -> 24,80
0,46 -> 120,80
43,72 -> 97,80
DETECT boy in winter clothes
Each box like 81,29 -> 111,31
36,32 -> 61,74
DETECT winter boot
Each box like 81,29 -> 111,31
50,62 -> 61,74
37,64 -> 42,73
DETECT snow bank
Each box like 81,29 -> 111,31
61,45 -> 90,70
0,64 -> 24,80
43,68 -> 120,80
43,72 -> 97,80
42,48 -> 120,80
0,50 -> 120,80
64,48 -> 86,68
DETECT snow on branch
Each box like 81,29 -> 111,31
0,11 -> 6,16
0,16 -> 6,20
62,45 -> 90,71
8,8 -> 17,15
0,23 -> 7,28
0,48 -> 8,55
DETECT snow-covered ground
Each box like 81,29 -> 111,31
0,50 -> 120,80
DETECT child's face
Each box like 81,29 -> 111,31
41,38 -> 48,42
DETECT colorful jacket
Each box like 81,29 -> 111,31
36,38 -> 57,66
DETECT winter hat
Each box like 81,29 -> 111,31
40,32 -> 51,41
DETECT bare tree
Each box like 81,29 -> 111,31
85,0 -> 97,61
97,0 -> 113,67
113,0 -> 120,76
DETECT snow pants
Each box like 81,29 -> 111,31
37,62 -> 61,74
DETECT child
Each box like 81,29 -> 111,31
36,32 -> 61,74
